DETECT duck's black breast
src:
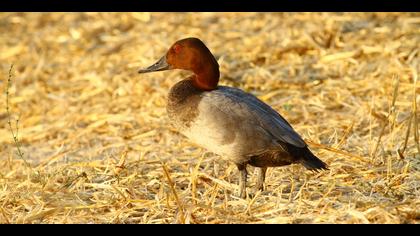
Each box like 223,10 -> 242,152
167,79 -> 203,130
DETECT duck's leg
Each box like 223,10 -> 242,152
236,163 -> 247,198
256,167 -> 267,191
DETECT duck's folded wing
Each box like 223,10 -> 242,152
203,86 -> 307,148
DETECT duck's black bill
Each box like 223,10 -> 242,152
138,56 -> 170,73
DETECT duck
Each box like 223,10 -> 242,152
139,37 -> 328,198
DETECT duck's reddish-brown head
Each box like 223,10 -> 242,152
139,37 -> 220,90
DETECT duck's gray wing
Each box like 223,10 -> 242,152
205,86 -> 307,148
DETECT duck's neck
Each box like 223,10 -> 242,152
192,66 -> 220,91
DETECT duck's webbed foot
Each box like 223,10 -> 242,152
256,167 -> 267,191
236,163 -> 248,198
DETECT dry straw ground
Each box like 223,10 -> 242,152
0,12 -> 419,224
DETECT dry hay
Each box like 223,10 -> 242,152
0,12 -> 419,224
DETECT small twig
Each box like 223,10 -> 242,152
115,151 -> 127,172
399,63 -> 420,158
371,75 -> 399,162
191,154 -> 205,205
6,64 -> 32,170
410,64 -> 420,155
61,172 -> 88,189
305,140 -> 366,162
335,119 -> 355,149
161,162 -> 185,224
398,115 -> 412,159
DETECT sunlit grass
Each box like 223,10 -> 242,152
0,12 -> 419,223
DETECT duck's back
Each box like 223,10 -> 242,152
167,79 -> 327,170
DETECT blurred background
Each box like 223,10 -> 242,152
0,13 -> 419,223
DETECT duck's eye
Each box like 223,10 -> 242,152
173,44 -> 182,54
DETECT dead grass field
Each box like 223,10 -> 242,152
0,12 -> 419,223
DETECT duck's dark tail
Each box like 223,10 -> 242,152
286,144 -> 328,171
